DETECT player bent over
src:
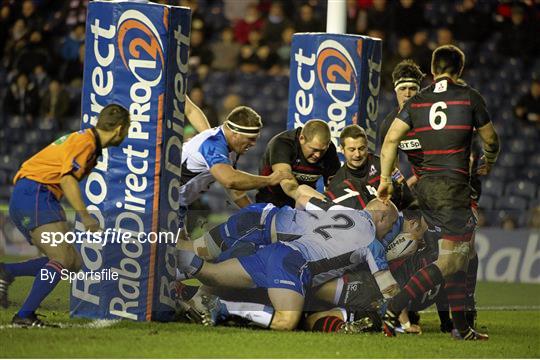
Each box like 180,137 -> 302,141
378,45 -> 499,340
0,104 -> 130,327
176,195 -> 399,331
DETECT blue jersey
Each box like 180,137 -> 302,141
284,202 -> 388,287
180,126 -> 235,206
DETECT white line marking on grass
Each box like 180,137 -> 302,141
0,319 -> 120,329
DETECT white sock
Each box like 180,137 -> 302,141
333,277 -> 345,305
220,300 -> 274,328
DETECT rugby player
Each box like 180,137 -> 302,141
328,124 -> 414,211
0,104 -> 130,327
255,119 -> 340,207
377,45 -> 500,340
378,59 -> 425,189
176,195 -> 399,331
178,106 -> 292,239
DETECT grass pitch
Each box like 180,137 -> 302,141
0,261 -> 539,358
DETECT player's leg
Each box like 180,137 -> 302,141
12,221 -> 81,326
267,288 -> 304,331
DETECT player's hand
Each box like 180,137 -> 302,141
476,155 -> 493,176
81,214 -> 101,232
268,170 -> 294,186
377,182 -> 394,204
403,323 -> 422,334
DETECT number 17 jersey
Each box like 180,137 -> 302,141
397,77 -> 491,180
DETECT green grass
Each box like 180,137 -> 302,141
0,259 -> 539,358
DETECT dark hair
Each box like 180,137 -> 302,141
339,124 -> 367,147
226,106 -> 262,127
392,59 -> 424,85
431,45 -> 465,77
301,119 -> 331,143
96,104 -> 130,131
403,202 -> 422,222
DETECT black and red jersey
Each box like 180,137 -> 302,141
327,153 -> 414,210
397,77 -> 491,180
255,128 -> 340,207
379,107 -> 423,170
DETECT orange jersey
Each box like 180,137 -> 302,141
14,128 -> 102,199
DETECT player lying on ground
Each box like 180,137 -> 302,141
175,195 -> 400,331
0,104 -> 131,327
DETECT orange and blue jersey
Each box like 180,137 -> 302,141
14,128 -> 102,199
9,128 -> 102,243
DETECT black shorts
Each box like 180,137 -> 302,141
335,266 -> 383,311
415,176 -> 476,242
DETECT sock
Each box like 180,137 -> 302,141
313,316 -> 345,332
5,257 -> 48,278
17,260 -> 64,318
388,263 -> 444,314
465,254 -> 478,310
175,249 -> 203,278
220,300 -> 274,328
444,270 -> 469,334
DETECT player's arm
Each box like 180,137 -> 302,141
476,122 -> 500,176
378,119 -> 410,202
225,188 -> 252,208
210,163 -> 292,191
295,184 -> 328,209
373,269 -> 399,298
272,162 -> 300,199
185,95 -> 211,132
60,175 -> 100,232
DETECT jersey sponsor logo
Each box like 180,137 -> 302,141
369,164 -> 377,176
275,279 -> 296,286
117,10 -> 165,86
293,172 -> 321,182
398,139 -> 422,150
434,80 -> 447,93
54,134 -> 69,145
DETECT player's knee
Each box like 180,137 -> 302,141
436,254 -> 467,277
270,311 -> 300,331
52,247 -> 81,272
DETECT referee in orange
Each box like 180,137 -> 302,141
0,104 -> 130,327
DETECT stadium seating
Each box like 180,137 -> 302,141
505,180 -> 537,200
482,178 -> 505,198
495,195 -> 528,211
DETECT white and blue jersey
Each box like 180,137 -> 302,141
180,126 -> 235,207
237,201 -> 389,295
285,203 -> 387,287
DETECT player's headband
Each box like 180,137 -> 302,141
225,121 -> 261,137
394,77 -> 421,91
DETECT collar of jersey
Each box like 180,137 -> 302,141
90,127 -> 103,158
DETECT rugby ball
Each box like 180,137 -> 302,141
385,232 -> 418,261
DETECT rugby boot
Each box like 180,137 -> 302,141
185,293 -> 227,326
381,309 -> 400,337
0,263 -> 13,308
12,312 -> 57,328
337,316 -> 374,334
451,327 -> 489,341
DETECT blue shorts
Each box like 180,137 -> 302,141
9,178 -> 66,244
218,203 -> 278,249
238,242 -> 312,296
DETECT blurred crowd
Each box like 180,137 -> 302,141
0,0 -> 538,229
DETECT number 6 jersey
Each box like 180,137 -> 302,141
397,77 -> 491,180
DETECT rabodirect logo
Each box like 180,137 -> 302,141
316,39 -> 358,108
117,10 -> 165,87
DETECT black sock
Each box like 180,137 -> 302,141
445,270 -> 469,334
312,316 -> 345,332
465,254 -> 478,310
388,263 -> 444,314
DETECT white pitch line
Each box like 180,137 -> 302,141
0,319 -> 120,329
